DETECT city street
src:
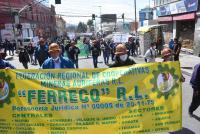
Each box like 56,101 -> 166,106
6,53 -> 200,134
1,0 -> 200,133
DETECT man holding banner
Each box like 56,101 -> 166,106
109,44 -> 136,67
0,49 -> 15,69
41,43 -> 74,69
189,63 -> 200,117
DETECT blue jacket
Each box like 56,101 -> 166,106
190,63 -> 200,88
41,56 -> 74,69
0,59 -> 15,69
168,40 -> 174,50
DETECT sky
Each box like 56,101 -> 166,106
48,0 -> 153,25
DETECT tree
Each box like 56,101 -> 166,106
87,19 -> 94,32
67,25 -> 77,32
77,22 -> 87,33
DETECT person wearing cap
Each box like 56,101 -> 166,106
19,46 -> 30,69
68,41 -> 80,68
34,38 -> 49,66
0,49 -> 15,69
108,44 -> 136,68
161,47 -> 185,82
161,48 -> 173,62
41,43 -> 74,69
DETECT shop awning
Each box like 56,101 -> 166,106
138,24 -> 167,34
173,13 -> 195,21
157,16 -> 172,22
137,26 -> 151,33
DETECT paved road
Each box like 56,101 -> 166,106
6,53 -> 200,134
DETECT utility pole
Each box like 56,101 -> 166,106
122,13 -> 125,32
8,0 -> 19,53
98,6 -> 102,37
134,0 -> 137,35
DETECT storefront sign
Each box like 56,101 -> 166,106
157,0 -> 198,16
173,12 -> 195,20
157,16 -> 173,22
0,62 -> 182,134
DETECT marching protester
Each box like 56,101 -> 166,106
65,40 -> 71,58
19,46 -> 30,69
34,38 -> 49,67
156,37 -> 163,56
101,40 -> 111,64
129,37 -> 136,56
135,38 -> 140,55
108,44 -> 136,68
68,41 -> 80,68
144,42 -> 157,63
161,48 -> 185,82
168,38 -> 174,50
27,43 -> 35,65
3,39 -> 9,54
109,40 -> 116,61
41,43 -> 74,69
161,48 -> 174,62
173,38 -> 182,61
189,63 -> 200,117
0,49 -> 15,69
7,40 -> 14,56
58,42 -> 65,57
91,40 -> 100,68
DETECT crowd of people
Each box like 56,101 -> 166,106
0,36 -> 199,117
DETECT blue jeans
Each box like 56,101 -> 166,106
92,56 -> 98,68
103,52 -> 110,64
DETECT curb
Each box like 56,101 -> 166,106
181,69 -> 192,76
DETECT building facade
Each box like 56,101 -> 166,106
154,0 -> 199,56
0,0 -> 56,41
56,16 -> 67,37
139,8 -> 154,26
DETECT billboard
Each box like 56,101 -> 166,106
157,0 -> 198,16
101,14 -> 117,23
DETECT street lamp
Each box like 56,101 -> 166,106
98,6 -> 102,37
134,0 -> 137,35
11,0 -> 46,52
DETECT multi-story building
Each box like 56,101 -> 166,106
139,8 -> 153,26
154,0 -> 199,56
0,0 -> 56,41
56,16 -> 66,37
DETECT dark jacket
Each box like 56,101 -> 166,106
173,42 -> 181,60
68,46 -> 80,61
91,45 -> 100,57
27,45 -> 34,55
42,56 -> 74,69
19,50 -> 30,63
190,63 -> 200,88
34,44 -> 49,62
101,42 -> 111,54
109,56 -> 136,68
